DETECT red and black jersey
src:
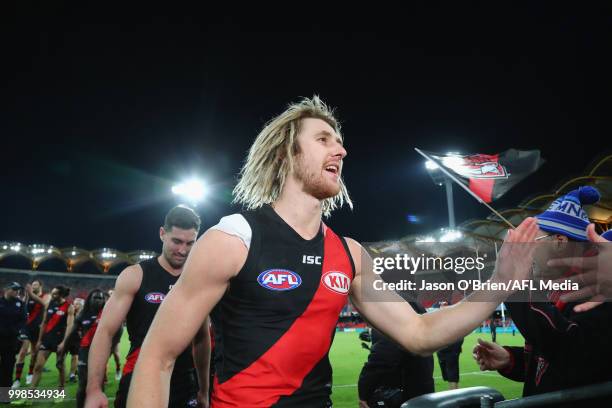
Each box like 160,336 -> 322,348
122,258 -> 194,377
78,310 -> 101,349
43,299 -> 69,335
210,205 -> 355,407
26,293 -> 44,327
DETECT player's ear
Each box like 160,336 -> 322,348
160,227 -> 166,242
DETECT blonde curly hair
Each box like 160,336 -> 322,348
233,96 -> 352,217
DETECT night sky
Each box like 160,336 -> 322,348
4,3 -> 612,252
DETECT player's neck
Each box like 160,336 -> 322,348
273,184 -> 323,240
157,255 -> 182,277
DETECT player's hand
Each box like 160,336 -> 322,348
546,224 -> 612,312
493,217 -> 538,285
84,389 -> 109,408
25,283 -> 33,295
472,338 -> 511,371
196,391 -> 209,408
359,400 -> 370,408
57,342 -> 65,355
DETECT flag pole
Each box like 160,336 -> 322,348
415,147 -> 515,229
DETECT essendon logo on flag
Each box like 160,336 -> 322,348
419,148 -> 544,203
458,154 -> 508,179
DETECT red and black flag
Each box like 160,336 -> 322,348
420,149 -> 544,203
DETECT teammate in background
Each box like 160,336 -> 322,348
64,289 -> 107,408
30,285 -> 75,393
85,206 -> 210,408
67,297 -> 85,383
128,96 -> 538,408
12,280 -> 50,388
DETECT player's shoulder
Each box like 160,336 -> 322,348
208,213 -> 252,249
115,263 -> 144,294
183,215 -> 250,279
343,237 -> 370,276
343,237 -> 363,255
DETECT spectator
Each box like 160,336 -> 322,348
0,282 -> 26,390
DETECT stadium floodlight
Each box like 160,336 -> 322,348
421,151 -> 459,229
172,178 -> 206,205
425,160 -> 439,170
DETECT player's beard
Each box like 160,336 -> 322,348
294,154 -> 341,200
163,249 -> 186,269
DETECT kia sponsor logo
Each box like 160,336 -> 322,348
321,271 -> 350,294
144,292 -> 165,303
257,269 -> 302,291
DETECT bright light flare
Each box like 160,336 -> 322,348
172,179 -> 206,204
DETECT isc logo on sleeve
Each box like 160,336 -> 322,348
257,269 -> 302,291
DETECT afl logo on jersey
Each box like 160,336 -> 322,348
321,271 -> 351,294
257,269 -> 302,291
144,292 -> 165,303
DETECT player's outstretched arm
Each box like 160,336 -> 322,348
350,217 -> 538,356
85,264 -> 141,408
127,230 -> 246,408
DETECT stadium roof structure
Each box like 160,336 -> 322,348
0,242 -> 157,274
366,154 -> 612,255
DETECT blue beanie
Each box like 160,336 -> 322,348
536,186 -> 600,241
602,230 -> 612,241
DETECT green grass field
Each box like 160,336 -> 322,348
15,331 -> 524,407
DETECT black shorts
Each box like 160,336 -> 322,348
114,370 -> 198,408
66,336 -> 80,355
25,324 -> 40,343
68,341 -> 80,356
39,331 -> 63,353
438,353 -> 460,382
